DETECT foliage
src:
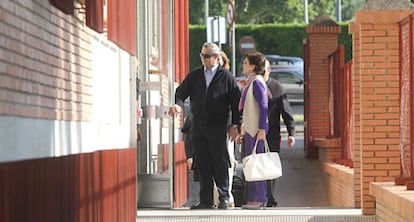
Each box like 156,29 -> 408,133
341,0 -> 365,21
235,0 -> 304,24
188,23 -> 352,72
189,0 -> 227,24
189,0 -> 364,25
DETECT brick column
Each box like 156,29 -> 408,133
349,0 -> 414,215
348,20 -> 362,209
305,16 -> 341,158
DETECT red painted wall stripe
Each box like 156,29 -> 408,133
86,0 -> 104,33
174,0 -> 189,83
0,148 -> 137,222
107,0 -> 137,55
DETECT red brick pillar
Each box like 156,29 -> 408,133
348,20 -> 362,210
349,5 -> 413,215
305,16 -> 341,158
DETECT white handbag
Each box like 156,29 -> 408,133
242,139 -> 282,181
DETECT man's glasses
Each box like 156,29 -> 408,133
199,53 -> 215,59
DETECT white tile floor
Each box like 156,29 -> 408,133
137,208 -> 376,222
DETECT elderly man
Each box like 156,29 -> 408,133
169,42 -> 241,209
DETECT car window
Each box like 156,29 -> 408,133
270,72 -> 302,84
265,55 -> 303,67
268,59 -> 294,66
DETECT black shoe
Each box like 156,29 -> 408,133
190,203 -> 215,210
266,201 -> 278,208
218,200 -> 229,209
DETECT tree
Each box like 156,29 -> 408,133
234,0 -> 307,24
307,0 -> 336,22
342,0 -> 365,21
189,0 -> 367,25
189,0 -> 226,24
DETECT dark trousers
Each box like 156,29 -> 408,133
267,179 -> 277,204
193,133 -> 230,205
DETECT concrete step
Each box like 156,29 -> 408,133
137,208 -> 377,222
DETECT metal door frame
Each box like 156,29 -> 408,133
136,0 -> 175,209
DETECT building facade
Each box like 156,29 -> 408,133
0,0 -> 189,221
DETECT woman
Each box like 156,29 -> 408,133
219,51 -> 231,70
239,51 -> 269,210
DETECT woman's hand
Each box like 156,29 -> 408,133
228,126 -> 239,142
257,129 -> 266,141
235,134 -> 244,144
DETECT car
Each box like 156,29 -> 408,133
237,55 -> 304,78
235,55 -> 304,104
235,68 -> 304,104
265,55 -> 304,68
269,69 -> 304,104
265,55 -> 304,76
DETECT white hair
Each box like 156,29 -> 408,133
202,42 -> 221,54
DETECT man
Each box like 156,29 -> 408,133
264,59 -> 296,207
169,42 -> 241,209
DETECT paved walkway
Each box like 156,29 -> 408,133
136,133 -> 378,222
185,133 -> 329,208
276,133 -> 329,207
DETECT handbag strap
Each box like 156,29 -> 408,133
252,139 -> 270,154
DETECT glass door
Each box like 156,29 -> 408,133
136,0 -> 176,208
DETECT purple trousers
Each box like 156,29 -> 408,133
244,133 -> 267,202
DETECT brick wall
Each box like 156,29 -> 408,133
0,1 -> 138,221
371,182 -> 414,222
0,0 -> 93,122
307,8 -> 414,216
315,138 -> 342,163
323,163 -> 354,207
349,19 -> 363,209
305,23 -> 341,158
350,10 -> 413,215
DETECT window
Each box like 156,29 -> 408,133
50,0 -> 136,55
49,0 -> 74,14
270,72 -> 302,84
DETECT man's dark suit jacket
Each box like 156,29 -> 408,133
266,78 -> 296,152
175,65 -> 241,138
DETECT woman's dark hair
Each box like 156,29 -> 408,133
244,51 -> 266,76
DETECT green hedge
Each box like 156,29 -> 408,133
189,23 -> 352,74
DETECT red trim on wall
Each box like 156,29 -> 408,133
107,0 -> 137,55
86,0 -> 104,33
159,142 -> 188,208
173,142 -> 188,208
0,148 -> 137,222
174,0 -> 189,83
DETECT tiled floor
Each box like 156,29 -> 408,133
137,208 -> 377,222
